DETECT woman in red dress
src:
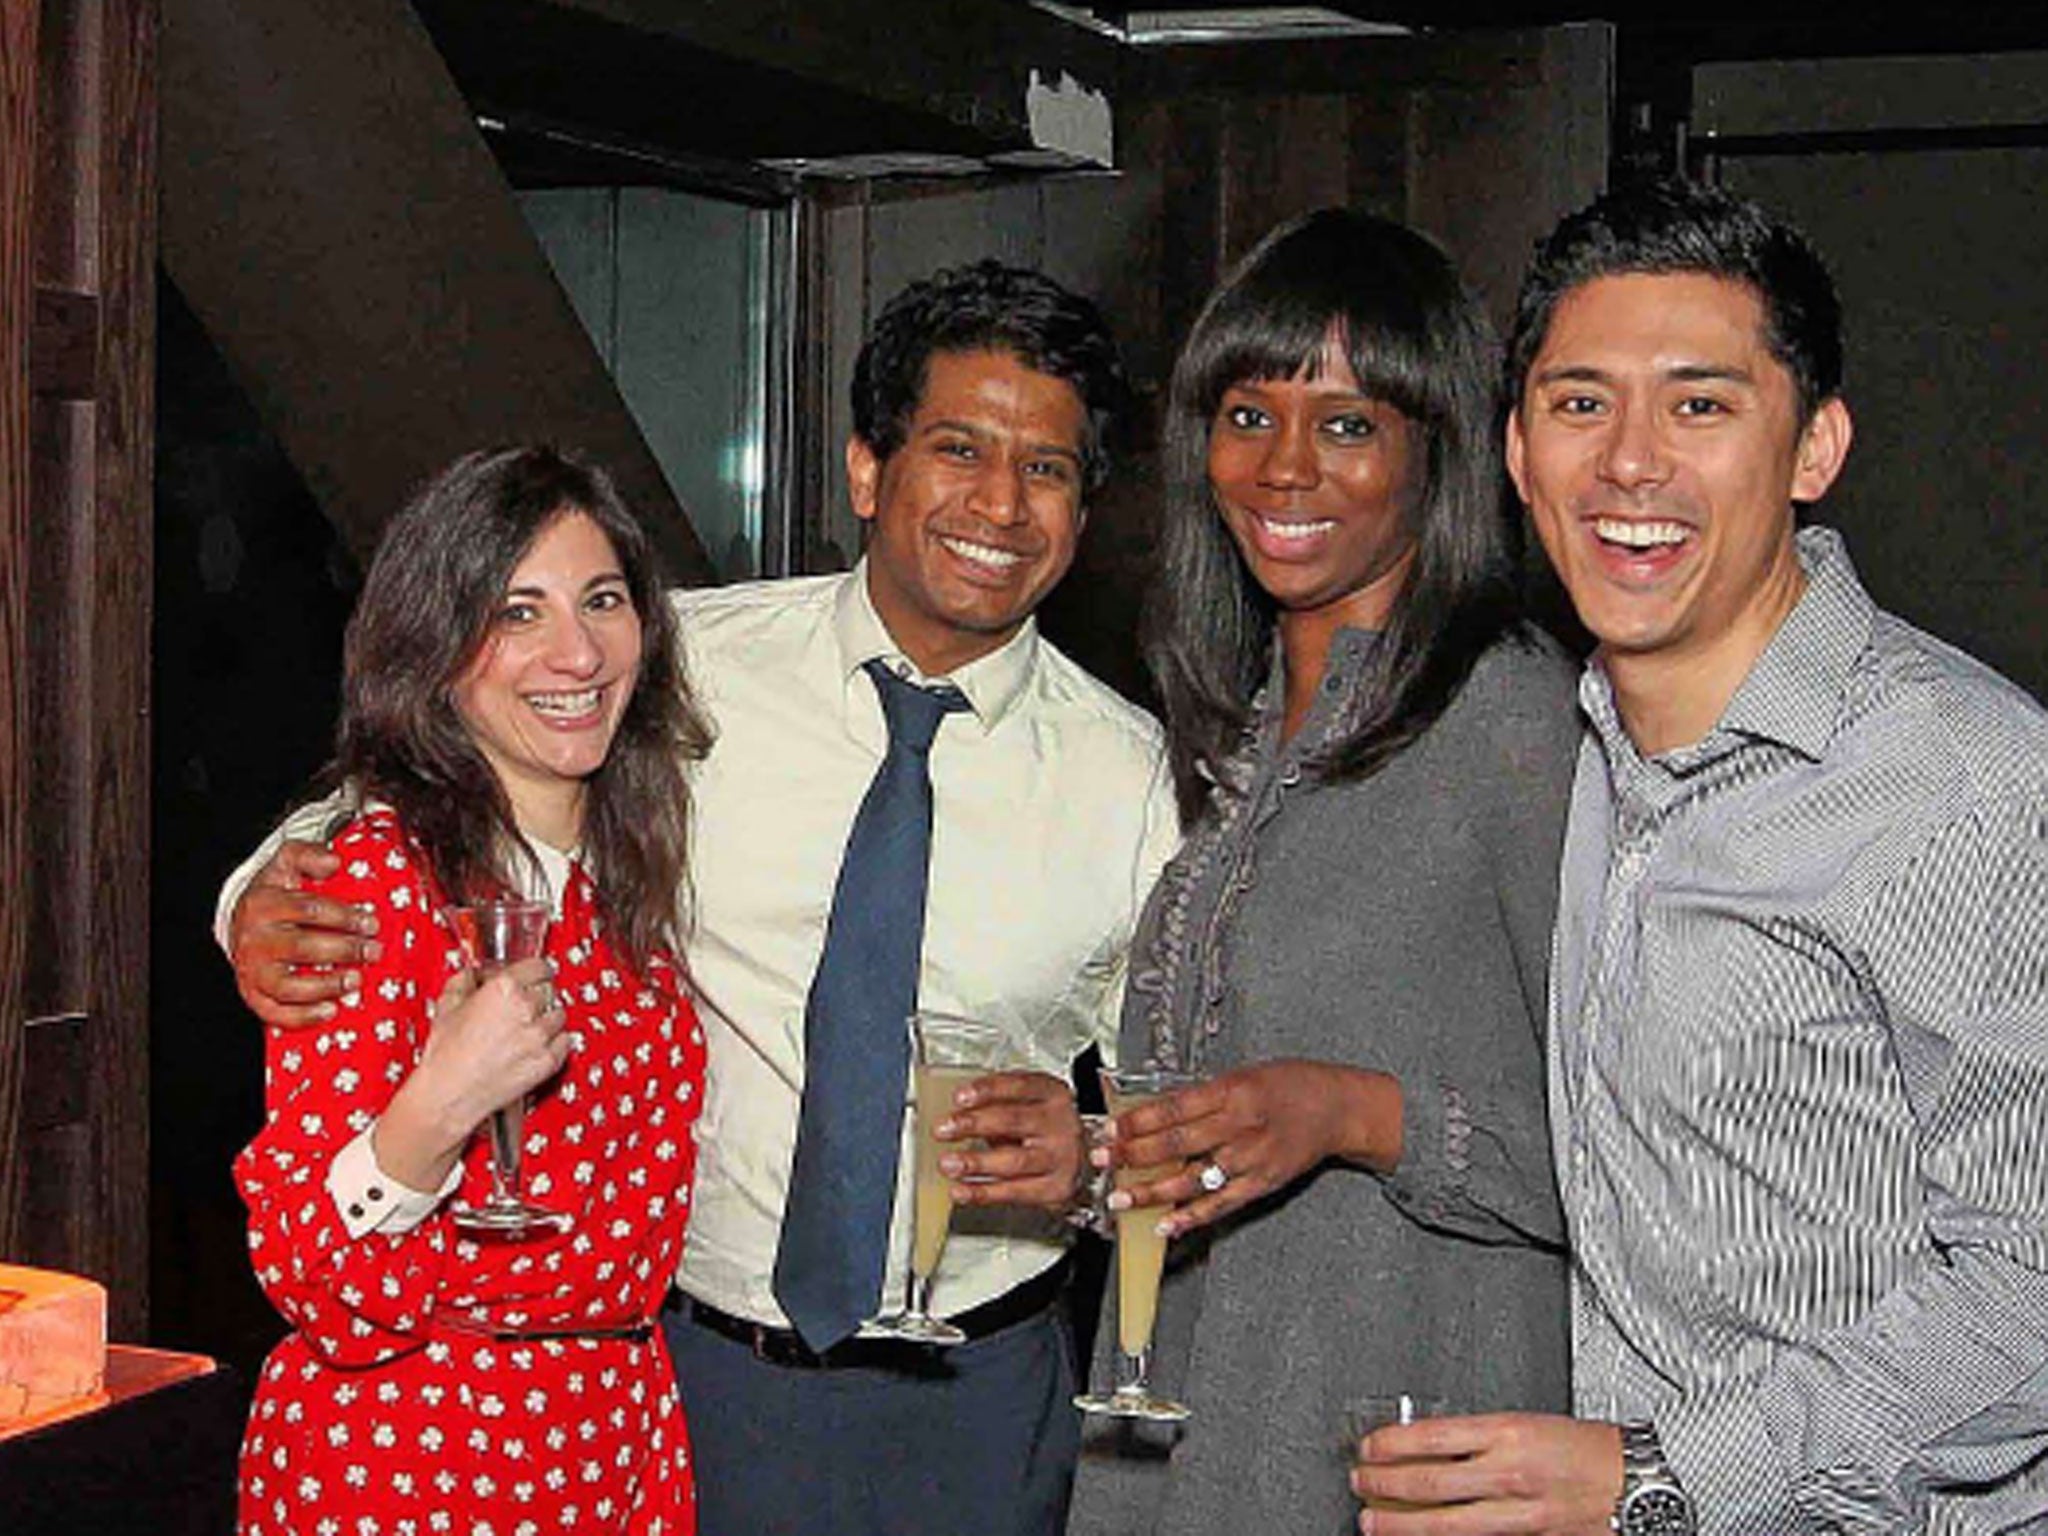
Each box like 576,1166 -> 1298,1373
234,446 -> 712,1536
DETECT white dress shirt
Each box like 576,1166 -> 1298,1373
673,566 -> 1178,1325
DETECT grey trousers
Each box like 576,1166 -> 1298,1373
664,1295 -> 1081,1536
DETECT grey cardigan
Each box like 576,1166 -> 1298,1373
1068,627 -> 1580,1536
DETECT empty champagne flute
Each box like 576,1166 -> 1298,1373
1074,1063 -> 1202,1422
870,1009 -> 1011,1343
446,898 -> 571,1239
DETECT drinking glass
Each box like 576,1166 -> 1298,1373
869,1009 -> 1012,1344
446,899 -> 571,1239
1344,1393 -> 1451,1515
1073,1063 -> 1202,1422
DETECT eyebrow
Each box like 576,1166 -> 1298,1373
922,418 -> 1082,463
504,570 -> 628,598
1531,362 -> 1757,388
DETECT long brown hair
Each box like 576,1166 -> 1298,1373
323,445 -> 709,968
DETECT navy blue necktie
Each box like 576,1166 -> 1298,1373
773,659 -> 970,1351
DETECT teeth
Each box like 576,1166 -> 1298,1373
1594,517 -> 1689,550
940,536 -> 1024,570
1259,516 -> 1336,542
528,688 -> 601,717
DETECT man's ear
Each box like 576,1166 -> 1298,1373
846,435 -> 882,524
1791,397 -> 1853,505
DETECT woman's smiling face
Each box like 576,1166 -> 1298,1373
451,509 -> 643,837
1206,337 -> 1420,632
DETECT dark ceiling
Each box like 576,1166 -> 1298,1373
1047,3 -> 2048,61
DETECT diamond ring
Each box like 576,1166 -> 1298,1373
1197,1161 -> 1229,1194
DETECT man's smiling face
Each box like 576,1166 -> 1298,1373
849,347 -> 1089,676
1509,271 -> 1849,723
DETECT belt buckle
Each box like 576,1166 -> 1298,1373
750,1321 -> 798,1366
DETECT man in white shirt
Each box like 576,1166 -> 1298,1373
222,261 -> 1179,1535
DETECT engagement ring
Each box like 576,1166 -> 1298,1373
1197,1161 -> 1229,1194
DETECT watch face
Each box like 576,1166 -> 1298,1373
1623,1488 -> 1696,1536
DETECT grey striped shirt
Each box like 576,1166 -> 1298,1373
1551,527 -> 2048,1534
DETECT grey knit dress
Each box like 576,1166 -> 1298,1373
1067,627 -> 1580,1536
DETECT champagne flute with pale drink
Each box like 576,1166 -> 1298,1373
869,1009 -> 1011,1344
1074,1062 -> 1202,1423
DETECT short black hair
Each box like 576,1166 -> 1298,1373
849,259 -> 1130,494
1507,178 -> 1844,423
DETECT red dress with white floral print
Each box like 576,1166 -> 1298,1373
235,810 -> 702,1536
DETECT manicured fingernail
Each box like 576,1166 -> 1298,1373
362,940 -> 383,962
1106,1190 -> 1130,1212
1156,1217 -> 1178,1238
1089,1147 -> 1110,1169
315,1002 -> 337,1022
341,971 -> 361,993
953,1086 -> 978,1108
939,1155 -> 964,1177
935,1118 -> 958,1139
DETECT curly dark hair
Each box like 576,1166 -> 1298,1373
1507,178 -> 1844,423
1146,208 -> 1527,821
849,258 -> 1131,493
322,445 -> 709,969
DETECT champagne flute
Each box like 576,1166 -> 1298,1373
869,1009 -> 1011,1344
446,898 -> 571,1239
1074,1062 -> 1202,1422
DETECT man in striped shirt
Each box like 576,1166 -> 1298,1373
1351,180 -> 2048,1533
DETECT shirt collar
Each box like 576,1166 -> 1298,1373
828,557 -> 1039,729
1578,525 -> 1873,777
1715,525 -> 1873,762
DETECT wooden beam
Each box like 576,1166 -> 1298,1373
0,0 -> 36,1265
83,0 -> 156,1341
31,287 -> 97,400
415,0 -> 1121,166
158,0 -> 713,579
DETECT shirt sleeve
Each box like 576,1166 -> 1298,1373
1088,744 -> 1181,1071
1377,670 -> 1576,1249
233,820 -> 467,1368
325,1126 -> 462,1239
1659,793 -> 2048,1534
211,786 -> 357,952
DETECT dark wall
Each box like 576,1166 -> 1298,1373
150,276 -> 358,1376
1700,51 -> 2048,703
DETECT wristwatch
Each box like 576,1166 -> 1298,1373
1613,1421 -> 1697,1536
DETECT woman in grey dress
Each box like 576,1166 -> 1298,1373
1067,210 -> 1579,1536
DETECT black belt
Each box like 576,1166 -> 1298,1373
681,1258 -> 1069,1370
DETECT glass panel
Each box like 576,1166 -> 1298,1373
520,187 -> 774,581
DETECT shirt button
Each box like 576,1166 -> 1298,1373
348,1203 -> 365,1219
367,1186 -> 385,1202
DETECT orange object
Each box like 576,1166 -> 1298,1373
0,1264 -> 108,1433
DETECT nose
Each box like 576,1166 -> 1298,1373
1597,402 -> 1671,490
967,456 -> 1028,525
542,610 -> 603,677
1257,416 -> 1320,490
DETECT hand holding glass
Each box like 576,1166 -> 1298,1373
1346,1393 -> 1450,1514
447,899 -> 570,1239
870,1009 -> 1012,1344
1074,1063 -> 1202,1422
